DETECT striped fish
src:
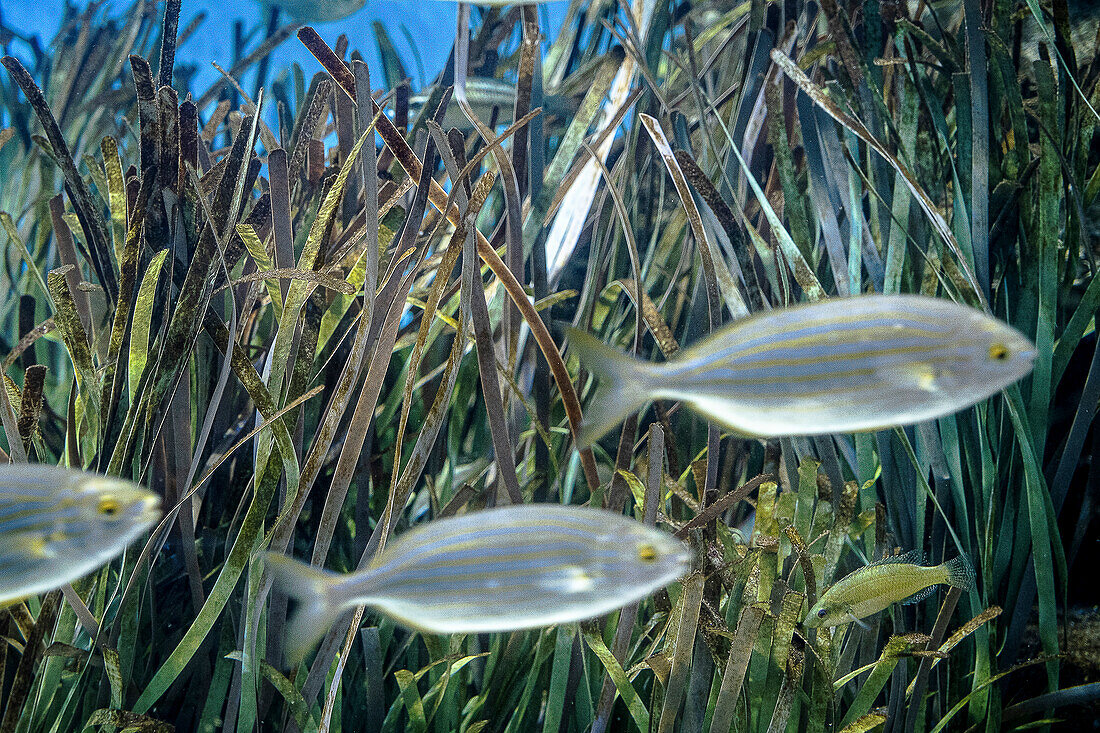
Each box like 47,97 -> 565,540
571,294 -> 1035,446
0,465 -> 161,606
407,78 -> 576,129
804,551 -> 975,628
259,0 -> 364,23
266,505 -> 690,662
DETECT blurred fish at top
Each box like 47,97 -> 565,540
267,504 -> 691,663
0,464 -> 161,607
571,294 -> 1036,446
258,0 -> 365,23
408,78 -> 577,130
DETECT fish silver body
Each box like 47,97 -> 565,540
407,78 -> 576,129
571,294 -> 1036,446
267,505 -> 691,662
0,465 -> 161,606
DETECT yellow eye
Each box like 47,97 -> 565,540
989,343 -> 1009,361
638,543 -> 658,563
98,497 -> 121,517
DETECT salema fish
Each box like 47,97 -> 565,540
803,551 -> 975,628
267,504 -> 691,662
407,78 -> 576,129
258,0 -> 364,23
570,294 -> 1036,446
0,465 -> 161,606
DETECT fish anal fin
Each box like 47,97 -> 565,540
670,396 -> 768,439
900,584 -> 938,606
847,612 -> 871,630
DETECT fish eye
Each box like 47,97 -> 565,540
817,608 -> 827,618
989,343 -> 1009,361
98,497 -> 121,517
637,543 -> 659,563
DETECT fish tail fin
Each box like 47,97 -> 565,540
265,553 -> 344,666
567,328 -> 653,448
944,554 -> 975,591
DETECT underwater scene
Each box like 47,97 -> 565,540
0,0 -> 1099,730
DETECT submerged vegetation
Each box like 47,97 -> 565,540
1,0 -> 1099,730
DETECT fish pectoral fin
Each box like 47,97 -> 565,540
900,584 -> 938,605
878,361 -> 939,392
11,532 -> 54,559
914,364 -> 939,392
846,612 -> 870,630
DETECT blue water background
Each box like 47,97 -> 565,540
1,0 -> 569,96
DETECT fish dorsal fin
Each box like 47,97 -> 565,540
900,584 -> 938,605
867,549 -> 923,568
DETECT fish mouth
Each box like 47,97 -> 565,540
1013,346 -> 1039,378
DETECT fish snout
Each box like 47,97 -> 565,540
139,494 -> 163,525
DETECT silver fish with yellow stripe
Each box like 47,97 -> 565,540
804,551 -> 975,628
259,0 -> 364,23
570,294 -> 1035,446
266,504 -> 691,662
408,78 -> 576,129
0,465 -> 161,606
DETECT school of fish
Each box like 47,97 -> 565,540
0,464 -> 161,607
0,294 -> 1034,661
571,294 -> 1036,446
266,504 -> 691,662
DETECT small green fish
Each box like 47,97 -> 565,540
803,551 -> 975,628
0,465 -> 161,606
570,294 -> 1036,446
267,504 -> 691,662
